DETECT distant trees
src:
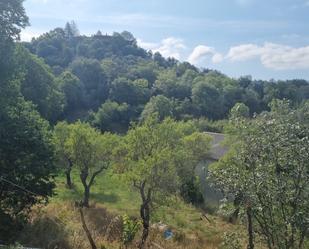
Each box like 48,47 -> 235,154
92,101 -> 130,133
109,77 -> 150,106
230,103 -> 250,118
209,100 -> 309,249
192,82 -> 223,119
64,21 -> 79,39
114,116 -> 211,248
16,46 -> 65,123
70,58 -> 108,109
141,95 -> 174,121
58,71 -> 84,115
21,22 -> 309,126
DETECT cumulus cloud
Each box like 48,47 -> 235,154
226,43 -> 309,70
137,37 -> 186,60
226,44 -> 263,62
212,53 -> 224,64
20,30 -> 41,41
188,45 -> 223,64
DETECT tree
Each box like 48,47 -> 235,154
209,100 -> 309,249
64,21 -> 79,39
15,46 -> 65,123
154,70 -> 191,100
92,101 -> 130,133
58,71 -> 84,115
109,77 -> 150,106
67,122 -> 118,207
0,101 -> 56,241
0,0 -> 28,42
192,81 -> 223,119
53,121 -> 74,188
0,0 -> 29,80
140,95 -> 174,121
114,116 -> 211,248
70,58 -> 108,109
0,0 -> 57,241
230,103 -> 250,119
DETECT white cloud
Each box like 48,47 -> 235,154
188,45 -> 223,65
226,44 -> 263,62
212,53 -> 224,64
188,45 -> 214,64
226,43 -> 309,70
137,37 -> 186,60
20,30 -> 41,41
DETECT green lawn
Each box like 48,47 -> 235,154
52,169 -> 140,215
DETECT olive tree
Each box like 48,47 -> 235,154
67,121 -> 118,207
114,116 -> 211,248
209,100 -> 309,249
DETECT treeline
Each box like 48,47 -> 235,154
16,22 -> 309,133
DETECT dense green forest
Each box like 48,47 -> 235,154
17,21 -> 309,131
0,1 -> 308,249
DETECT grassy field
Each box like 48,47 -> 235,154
17,169 -> 255,249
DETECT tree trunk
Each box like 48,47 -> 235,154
138,202 -> 150,249
247,206 -> 254,249
83,185 -> 90,207
65,169 -> 72,189
80,169 -> 90,207
138,182 -> 151,249
79,207 -> 97,249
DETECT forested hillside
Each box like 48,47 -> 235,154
18,22 -> 309,132
1,1 -> 308,249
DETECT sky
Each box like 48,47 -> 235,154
21,0 -> 309,80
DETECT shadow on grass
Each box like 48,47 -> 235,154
91,192 -> 119,204
54,186 -> 119,205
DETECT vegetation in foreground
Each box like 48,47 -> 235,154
0,1 -> 308,249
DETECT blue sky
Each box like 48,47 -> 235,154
22,0 -> 309,80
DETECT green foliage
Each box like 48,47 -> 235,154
192,81 -> 223,119
193,118 -> 226,133
154,70 -> 191,100
15,45 -> 65,123
209,99 -> 309,249
115,116 -> 211,205
230,103 -> 250,118
65,121 -> 119,206
180,177 -> 204,205
70,58 -> 108,109
140,95 -> 174,121
0,99 -> 56,241
220,231 -> 242,249
122,214 -> 141,246
92,101 -> 130,133
58,71 -> 84,115
109,77 -> 150,105
19,24 -> 309,124
0,0 -> 29,41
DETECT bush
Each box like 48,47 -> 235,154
220,231 -> 242,249
122,214 -> 141,247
